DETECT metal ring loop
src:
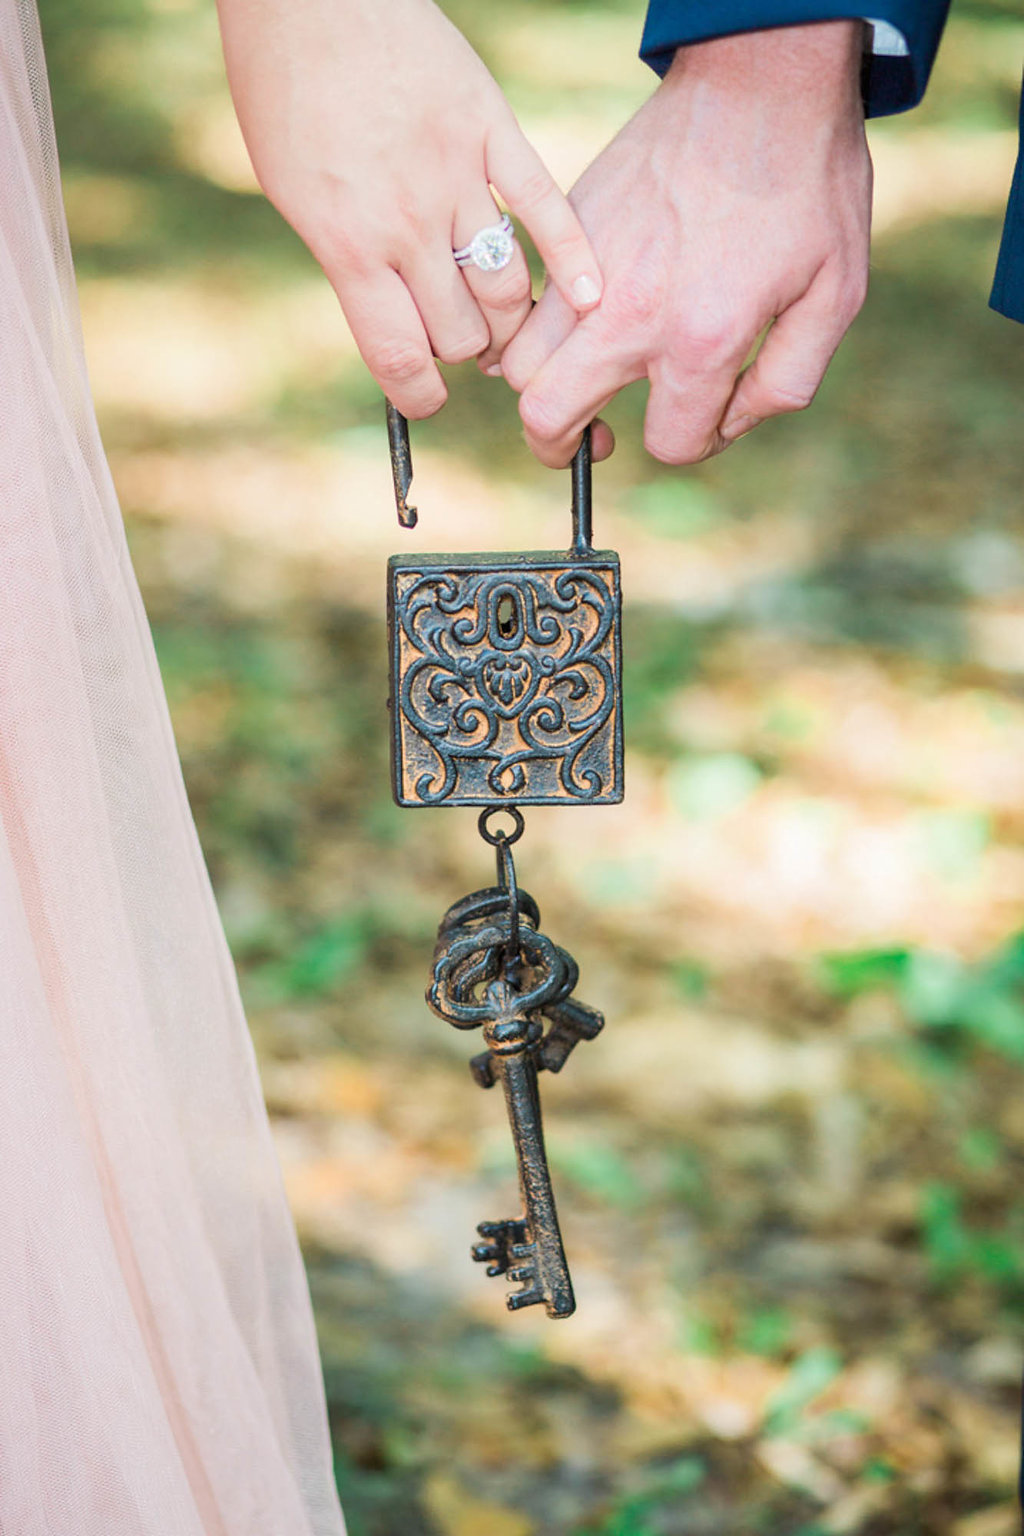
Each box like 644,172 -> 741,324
478,807 -> 525,847
500,841 -> 521,974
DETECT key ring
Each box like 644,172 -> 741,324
478,807 -> 525,847
477,808 -> 525,981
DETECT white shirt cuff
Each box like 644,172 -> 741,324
864,18 -> 910,56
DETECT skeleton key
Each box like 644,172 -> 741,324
537,993 -> 604,1075
429,915 -> 576,1318
473,975 -> 575,1317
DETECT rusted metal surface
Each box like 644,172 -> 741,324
386,400 -> 418,529
385,413 -> 623,808
426,815 -> 604,1318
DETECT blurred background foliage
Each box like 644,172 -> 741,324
39,0 -> 1024,1530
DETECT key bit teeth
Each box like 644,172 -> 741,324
507,1287 -> 545,1311
472,1217 -> 529,1276
507,1265 -> 536,1284
471,1241 -> 501,1267
472,1245 -> 510,1277
476,1218 -> 527,1242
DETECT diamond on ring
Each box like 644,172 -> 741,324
453,213 -> 515,273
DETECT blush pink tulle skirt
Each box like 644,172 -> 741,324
0,3 -> 346,1530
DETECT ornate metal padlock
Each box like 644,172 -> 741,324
385,405 -> 623,808
384,403 -> 619,1319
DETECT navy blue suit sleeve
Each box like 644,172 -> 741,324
990,83 -> 1024,323
640,1 -> 950,118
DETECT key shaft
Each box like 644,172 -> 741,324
483,984 -> 574,1317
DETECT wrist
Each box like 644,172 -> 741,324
664,20 -> 866,112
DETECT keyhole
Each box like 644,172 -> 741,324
497,594 -> 516,638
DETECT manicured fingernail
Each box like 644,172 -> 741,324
721,414 -> 760,442
571,274 -> 601,307
484,363 -> 503,377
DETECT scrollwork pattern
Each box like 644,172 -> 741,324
392,563 -> 620,805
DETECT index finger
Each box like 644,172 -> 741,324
486,117 -> 603,318
501,280 -> 576,391
518,317 -> 639,467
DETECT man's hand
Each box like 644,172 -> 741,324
502,22 -> 872,467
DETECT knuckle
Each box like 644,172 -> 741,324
527,438 -> 571,469
321,211 -> 358,262
480,268 -> 533,316
840,270 -> 869,321
677,313 -> 743,372
403,384 -> 447,419
766,380 -> 817,414
313,224 -> 372,285
541,226 -> 588,267
435,331 -> 489,366
519,391 -> 562,443
509,167 -> 555,215
643,430 -> 701,467
817,257 -> 868,330
391,185 -> 432,245
368,339 -> 431,385
605,274 -> 663,335
501,353 -> 528,393
316,199 -> 381,274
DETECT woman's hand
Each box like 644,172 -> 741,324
216,0 -> 603,417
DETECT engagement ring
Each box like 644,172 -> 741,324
453,213 -> 516,273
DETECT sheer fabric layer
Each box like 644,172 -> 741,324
0,4 -> 345,1532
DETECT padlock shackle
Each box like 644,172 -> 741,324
386,402 -> 594,554
386,400 -> 418,528
570,425 -> 593,557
